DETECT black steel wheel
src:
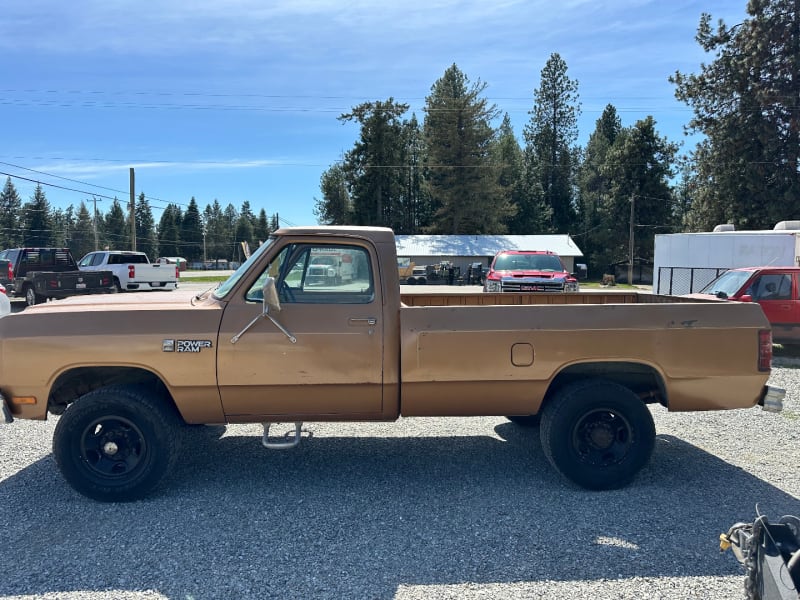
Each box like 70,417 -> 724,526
53,385 -> 183,502
540,378 -> 655,490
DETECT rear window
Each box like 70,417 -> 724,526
108,254 -> 149,265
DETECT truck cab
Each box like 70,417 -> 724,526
696,266 -> 800,344
483,250 -> 579,292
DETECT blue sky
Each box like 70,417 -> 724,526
1,0 -> 747,229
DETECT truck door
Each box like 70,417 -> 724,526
746,271 -> 798,343
216,240 -> 384,419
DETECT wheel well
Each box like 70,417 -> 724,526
544,361 -> 667,408
48,367 -> 174,416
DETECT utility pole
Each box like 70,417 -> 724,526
129,168 -> 137,251
628,194 -> 635,286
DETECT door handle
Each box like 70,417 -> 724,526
349,317 -> 377,326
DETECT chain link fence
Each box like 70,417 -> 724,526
657,267 -> 728,295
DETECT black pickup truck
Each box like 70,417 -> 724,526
0,248 -> 114,305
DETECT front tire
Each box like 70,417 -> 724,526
53,385 -> 183,502
540,378 -> 655,490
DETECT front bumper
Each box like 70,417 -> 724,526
1,392 -> 13,423
759,385 -> 785,413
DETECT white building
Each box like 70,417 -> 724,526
395,234 -> 584,274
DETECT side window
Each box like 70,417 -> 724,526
749,273 -> 792,300
246,244 -> 374,304
79,254 -> 95,267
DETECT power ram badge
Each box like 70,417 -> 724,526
162,340 -> 213,353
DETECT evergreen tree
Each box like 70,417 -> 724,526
598,116 -> 678,271
235,214 -> 254,254
0,177 -> 22,248
134,192 -> 158,260
576,105 -> 623,273
396,114 -> 430,233
494,114 -> 538,234
157,204 -> 181,257
254,208 -> 271,242
179,197 -> 204,262
314,164 -> 352,225
203,200 -> 228,261
423,63 -> 514,233
223,203 -> 239,260
70,202 -> 96,259
22,185 -> 53,246
104,198 -> 129,249
338,99 -> 410,227
671,0 -> 800,229
524,53 -> 581,233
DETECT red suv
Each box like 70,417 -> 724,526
483,250 -> 579,293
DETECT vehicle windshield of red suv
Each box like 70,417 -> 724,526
493,254 -> 564,272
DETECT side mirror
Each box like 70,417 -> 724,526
263,276 -> 282,314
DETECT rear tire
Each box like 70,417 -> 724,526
540,378 -> 655,490
53,385 -> 184,502
24,285 -> 42,306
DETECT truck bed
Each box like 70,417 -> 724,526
400,291 -> 710,306
398,291 -> 767,417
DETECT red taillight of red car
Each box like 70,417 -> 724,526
128,265 -> 136,280
758,329 -> 773,372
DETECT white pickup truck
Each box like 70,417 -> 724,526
78,251 -> 179,292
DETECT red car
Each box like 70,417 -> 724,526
697,266 -> 800,345
483,250 -> 579,293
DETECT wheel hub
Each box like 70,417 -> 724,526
102,441 -> 120,456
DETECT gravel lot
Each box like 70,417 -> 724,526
1,289 -> 799,599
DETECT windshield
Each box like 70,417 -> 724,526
212,237 -> 276,299
699,270 -> 752,298
493,253 -> 565,272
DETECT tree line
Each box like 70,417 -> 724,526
0,177 -> 278,264
314,0 -> 800,274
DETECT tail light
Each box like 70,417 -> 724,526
758,329 -> 773,371
7,263 -> 12,280
175,266 -> 180,279
128,265 -> 135,280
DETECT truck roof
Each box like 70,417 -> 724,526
274,226 -> 395,244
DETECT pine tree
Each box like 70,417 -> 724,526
70,202 -> 96,259
314,164 -> 352,225
524,53 -> 581,233
671,0 -> 800,229
104,199 -> 129,249
338,99 -> 410,227
423,63 -> 514,233
576,105 -> 623,273
254,208 -> 271,243
134,192 -> 158,260
157,204 -> 181,257
22,185 -> 53,246
599,117 -> 678,271
0,178 -> 22,248
179,197 -> 204,262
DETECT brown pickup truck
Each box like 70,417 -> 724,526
0,226 -> 785,501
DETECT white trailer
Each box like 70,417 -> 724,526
654,225 -> 800,295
